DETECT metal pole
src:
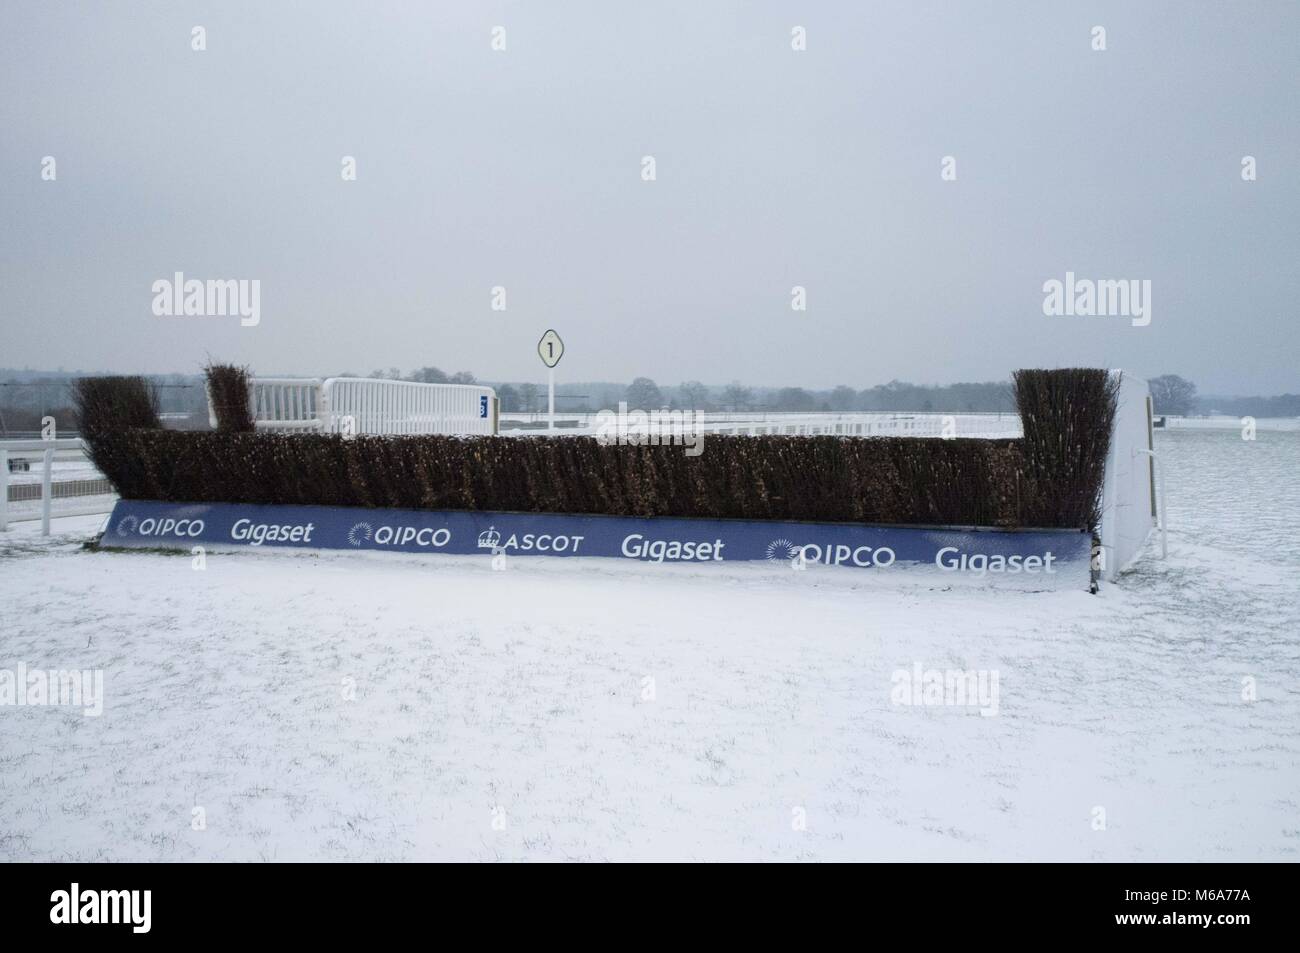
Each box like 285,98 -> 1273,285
1135,448 -> 1167,558
548,367 -> 555,433
40,447 -> 53,536
1157,453 -> 1168,559
0,448 -> 9,532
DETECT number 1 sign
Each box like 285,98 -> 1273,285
537,330 -> 564,432
537,329 -> 564,368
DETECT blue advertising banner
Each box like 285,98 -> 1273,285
102,499 -> 1091,581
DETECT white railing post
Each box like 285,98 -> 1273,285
318,379 -> 332,432
40,447 -> 53,536
0,448 -> 8,532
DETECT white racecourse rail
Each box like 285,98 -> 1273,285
500,412 -> 1023,438
0,438 -> 116,531
229,378 -> 498,436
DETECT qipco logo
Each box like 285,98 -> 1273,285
371,525 -> 451,548
796,542 -> 896,568
130,516 -> 205,539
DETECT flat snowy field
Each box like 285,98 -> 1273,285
1,431 -> 1296,861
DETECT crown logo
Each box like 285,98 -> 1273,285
477,526 -> 501,549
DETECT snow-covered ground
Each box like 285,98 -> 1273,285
1,430 -> 1296,861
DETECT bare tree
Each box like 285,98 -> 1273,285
775,387 -> 816,412
625,377 -> 664,409
678,380 -> 708,410
1149,375 -> 1197,416
722,381 -> 753,412
829,385 -> 857,412
408,366 -> 450,384
495,383 -> 520,411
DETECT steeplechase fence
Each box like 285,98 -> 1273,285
81,366 -> 1160,588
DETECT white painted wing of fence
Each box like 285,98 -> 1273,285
244,378 -> 325,431
233,377 -> 497,436
1099,370 -> 1158,578
321,378 -> 496,436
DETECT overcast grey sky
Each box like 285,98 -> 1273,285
2,1 -> 1297,393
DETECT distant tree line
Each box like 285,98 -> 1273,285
482,377 -> 1024,414
483,378 -> 1023,414
490,378 -> 1020,414
1196,393 -> 1300,417
1146,373 -> 1299,417
4,366 -> 1298,433
491,373 -> 1300,417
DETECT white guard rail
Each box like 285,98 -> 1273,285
233,378 -> 497,436
1,438 -> 117,534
